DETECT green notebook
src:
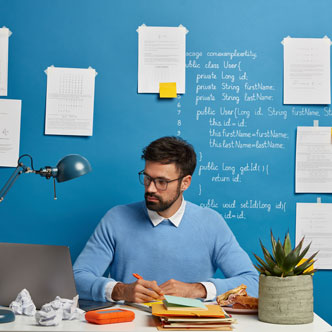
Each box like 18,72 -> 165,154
163,295 -> 207,311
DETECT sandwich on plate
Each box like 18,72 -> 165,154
216,284 -> 258,309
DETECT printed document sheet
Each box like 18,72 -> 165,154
137,25 -> 187,94
0,99 -> 21,167
0,27 -> 11,96
296,202 -> 332,269
283,37 -> 331,105
45,66 -> 96,136
296,126 -> 332,193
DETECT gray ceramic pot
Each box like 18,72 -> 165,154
258,274 -> 313,324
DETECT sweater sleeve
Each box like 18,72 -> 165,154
206,211 -> 259,298
73,212 -> 116,301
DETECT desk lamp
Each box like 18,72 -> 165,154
0,154 -> 92,202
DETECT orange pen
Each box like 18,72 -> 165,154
133,273 -> 143,280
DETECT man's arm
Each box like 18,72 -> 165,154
159,279 -> 207,299
73,215 -> 117,301
206,214 -> 259,297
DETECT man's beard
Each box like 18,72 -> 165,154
145,186 -> 181,212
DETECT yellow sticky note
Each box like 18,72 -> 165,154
159,82 -> 177,98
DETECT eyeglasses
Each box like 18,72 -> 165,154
138,170 -> 184,191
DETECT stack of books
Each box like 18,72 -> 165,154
151,295 -> 236,331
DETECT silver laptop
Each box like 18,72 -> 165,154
0,243 -> 77,309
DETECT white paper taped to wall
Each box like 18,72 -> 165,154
296,126 -> 332,193
137,24 -> 188,94
0,99 -> 21,167
0,27 -> 12,96
283,37 -> 331,105
44,66 -> 97,136
296,202 -> 332,269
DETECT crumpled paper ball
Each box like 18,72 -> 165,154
9,288 -> 36,316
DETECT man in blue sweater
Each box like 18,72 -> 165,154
73,136 -> 258,303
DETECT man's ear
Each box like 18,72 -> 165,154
180,175 -> 192,192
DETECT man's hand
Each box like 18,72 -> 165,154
159,279 -> 207,299
111,279 -> 164,303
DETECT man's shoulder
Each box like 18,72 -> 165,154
185,200 -> 222,218
106,201 -> 145,214
102,201 -> 147,222
185,201 -> 226,225
184,201 -> 230,234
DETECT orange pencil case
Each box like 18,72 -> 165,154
85,308 -> 135,325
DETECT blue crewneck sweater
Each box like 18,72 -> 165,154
73,201 -> 258,301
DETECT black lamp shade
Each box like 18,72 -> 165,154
56,154 -> 92,183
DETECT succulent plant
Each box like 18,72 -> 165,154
253,231 -> 318,277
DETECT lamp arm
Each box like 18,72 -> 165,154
0,160 -> 35,203
0,164 -> 23,203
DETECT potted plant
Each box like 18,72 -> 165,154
254,231 -> 318,324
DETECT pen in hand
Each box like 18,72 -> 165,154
133,273 -> 143,280
132,273 -> 164,300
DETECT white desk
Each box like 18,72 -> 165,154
0,305 -> 331,332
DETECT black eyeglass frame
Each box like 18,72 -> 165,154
138,170 -> 184,191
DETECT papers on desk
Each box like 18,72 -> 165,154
44,66 -> 96,136
124,300 -> 163,313
283,37 -> 331,105
137,24 -> 187,94
158,318 -> 234,331
295,126 -> 332,193
163,295 -> 207,311
0,27 -> 11,96
152,303 -> 226,317
152,300 -> 235,331
0,99 -> 21,167
296,202 -> 332,269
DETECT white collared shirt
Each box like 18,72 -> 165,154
147,197 -> 186,227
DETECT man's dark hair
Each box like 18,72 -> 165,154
141,136 -> 197,176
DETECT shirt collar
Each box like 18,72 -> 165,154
147,198 -> 186,227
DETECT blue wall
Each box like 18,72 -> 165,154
0,0 -> 331,325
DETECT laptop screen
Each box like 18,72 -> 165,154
0,243 -> 77,309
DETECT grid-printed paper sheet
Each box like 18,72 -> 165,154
45,66 -> 96,136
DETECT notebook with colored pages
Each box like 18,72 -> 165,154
159,315 -> 235,326
157,313 -> 234,331
152,303 -> 225,317
155,305 -> 233,331
163,295 -> 207,311
157,324 -> 233,331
